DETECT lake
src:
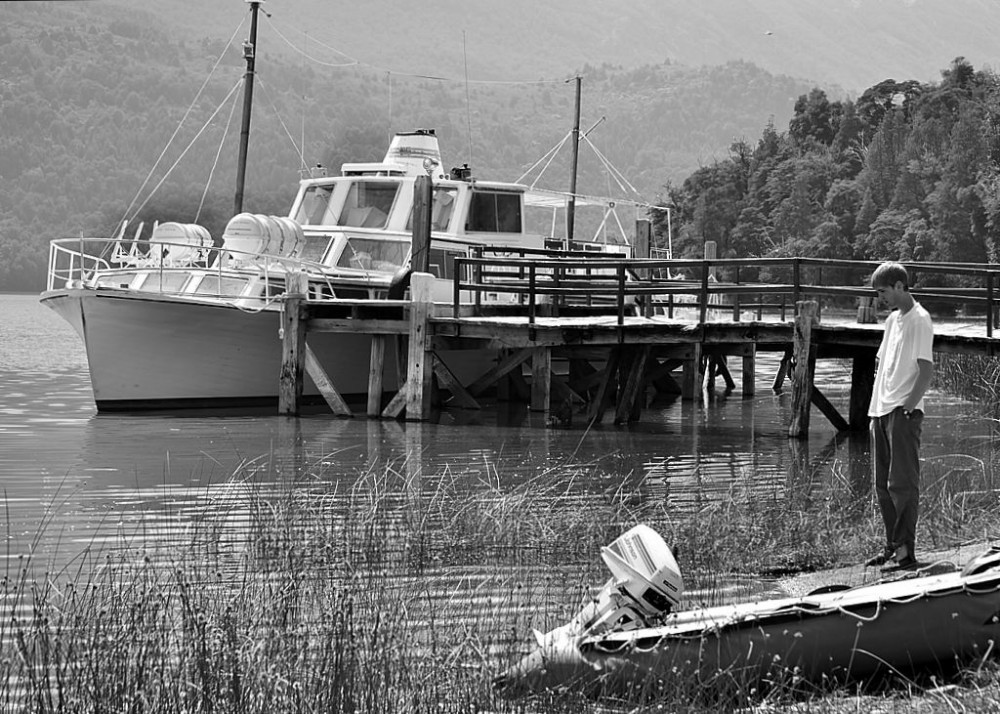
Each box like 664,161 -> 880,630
1,291 -> 996,581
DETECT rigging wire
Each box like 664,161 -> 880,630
255,77 -> 311,174
264,13 -> 571,85
118,15 -> 247,231
516,132 -> 572,187
300,31 -> 307,165
581,132 -> 642,197
264,18 -> 358,68
196,84 -> 241,223
128,79 -> 245,223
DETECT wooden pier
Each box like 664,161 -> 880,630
279,255 -> 1000,437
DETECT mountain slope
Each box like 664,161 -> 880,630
95,0 -> 1000,92
0,1 -> 820,290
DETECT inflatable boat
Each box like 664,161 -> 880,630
497,525 -> 1000,698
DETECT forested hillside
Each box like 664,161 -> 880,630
98,0 -> 1000,93
0,1 -> 814,291
659,58 -> 1000,281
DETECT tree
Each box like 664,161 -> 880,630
862,109 -> 908,208
729,205 -> 771,257
789,88 -> 838,146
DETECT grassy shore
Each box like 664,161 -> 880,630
0,442 -> 998,713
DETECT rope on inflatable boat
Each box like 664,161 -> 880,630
585,570 -> 1000,655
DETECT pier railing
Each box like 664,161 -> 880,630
452,255 -> 1000,336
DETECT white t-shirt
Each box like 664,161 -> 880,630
868,302 -> 933,417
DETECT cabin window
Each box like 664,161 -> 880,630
467,190 -> 522,233
95,272 -> 138,289
298,235 -> 332,263
265,279 -> 286,297
406,187 -> 458,232
141,272 -> 189,293
337,236 -> 409,272
427,247 -> 467,280
337,181 -> 399,228
295,185 -> 335,225
196,275 -> 249,297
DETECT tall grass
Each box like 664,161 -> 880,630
936,353 -> 1000,413
0,444 -> 997,713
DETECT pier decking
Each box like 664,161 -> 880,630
279,255 -> 1000,437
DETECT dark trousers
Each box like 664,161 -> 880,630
870,406 -> 923,555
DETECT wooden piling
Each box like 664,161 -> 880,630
742,347 -> 756,397
367,335 -> 386,416
278,272 -> 308,415
684,342 -> 703,401
615,345 -> 650,424
530,347 -> 551,412
788,301 -> 818,438
849,350 -> 877,430
412,175 -> 432,273
404,271 -> 434,421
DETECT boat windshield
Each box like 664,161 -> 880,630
337,180 -> 400,229
406,186 -> 459,232
337,237 -> 409,272
295,184 -> 335,225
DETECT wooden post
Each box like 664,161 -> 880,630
412,175 -> 432,274
588,347 -> 622,424
699,240 -> 717,324
849,349 -> 877,430
278,271 -> 308,415
856,296 -> 877,324
772,349 -> 792,391
530,347 -> 551,412
634,219 -> 651,259
405,272 -> 434,421
788,300 -> 818,438
683,342 -> 703,401
367,335 -> 386,417
635,218 -> 653,317
742,346 -> 756,397
615,345 -> 650,424
305,344 -> 352,416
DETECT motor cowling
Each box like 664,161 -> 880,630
535,524 -> 683,645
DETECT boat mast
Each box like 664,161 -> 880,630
566,75 -> 581,244
234,0 -> 262,216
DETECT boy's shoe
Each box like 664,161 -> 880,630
882,554 -> 918,573
865,546 -> 894,567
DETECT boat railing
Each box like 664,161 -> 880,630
46,236 -> 342,302
453,255 -> 1000,336
47,238 -> 114,291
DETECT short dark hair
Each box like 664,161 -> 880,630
871,261 -> 909,289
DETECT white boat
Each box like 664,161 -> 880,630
40,129 -> 591,411
40,3 -> 643,413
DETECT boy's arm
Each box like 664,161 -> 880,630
903,359 -> 934,412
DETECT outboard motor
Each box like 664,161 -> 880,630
534,524 -> 683,645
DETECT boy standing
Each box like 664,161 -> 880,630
866,262 -> 934,571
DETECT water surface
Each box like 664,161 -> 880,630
1,293 -> 995,588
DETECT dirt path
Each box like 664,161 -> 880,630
776,542 -> 994,597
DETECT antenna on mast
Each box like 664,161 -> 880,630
463,31 -> 473,167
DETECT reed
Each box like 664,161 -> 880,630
936,353 -> 1000,412
0,446 -> 996,713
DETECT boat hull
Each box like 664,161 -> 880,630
41,288 -> 415,411
499,562 -> 1000,698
